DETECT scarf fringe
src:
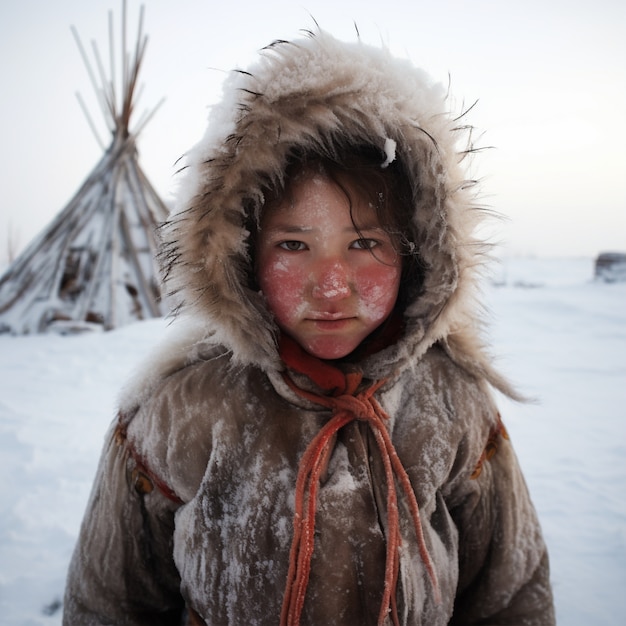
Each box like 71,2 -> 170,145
279,370 -> 440,626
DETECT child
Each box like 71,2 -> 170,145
64,30 -> 555,625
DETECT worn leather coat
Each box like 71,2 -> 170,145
64,30 -> 555,625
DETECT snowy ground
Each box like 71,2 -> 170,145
0,257 -> 624,625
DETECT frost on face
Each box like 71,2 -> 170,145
356,283 -> 391,322
354,266 -> 400,324
311,262 -> 351,300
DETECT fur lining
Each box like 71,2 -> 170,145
157,29 -> 516,397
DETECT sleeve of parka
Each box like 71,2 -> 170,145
63,423 -> 185,625
448,432 -> 555,625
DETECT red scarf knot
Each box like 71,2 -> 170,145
279,336 -> 440,626
330,392 -> 379,420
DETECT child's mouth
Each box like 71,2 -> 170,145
308,315 -> 355,331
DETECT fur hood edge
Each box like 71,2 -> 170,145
142,29 -> 519,402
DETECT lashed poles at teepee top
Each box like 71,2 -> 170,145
70,1 -> 163,148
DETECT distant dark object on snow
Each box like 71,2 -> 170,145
594,252 -> 626,283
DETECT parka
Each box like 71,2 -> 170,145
63,30 -> 555,625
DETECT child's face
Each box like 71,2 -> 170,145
256,171 -> 401,360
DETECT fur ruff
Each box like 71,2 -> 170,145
134,29 -> 519,405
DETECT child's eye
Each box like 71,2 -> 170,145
351,238 -> 379,250
279,240 -> 307,251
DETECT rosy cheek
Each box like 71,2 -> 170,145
258,260 -> 307,325
354,264 -> 401,321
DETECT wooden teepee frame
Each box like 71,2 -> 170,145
0,2 -> 168,334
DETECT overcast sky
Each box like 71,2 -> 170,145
1,0 -> 624,264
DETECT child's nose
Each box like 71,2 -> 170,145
311,260 -> 351,300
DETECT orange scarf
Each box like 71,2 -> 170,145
278,335 -> 440,626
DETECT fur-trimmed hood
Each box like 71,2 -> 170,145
157,29 -> 514,396
66,34 -> 556,626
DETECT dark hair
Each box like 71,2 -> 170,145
249,144 -> 425,312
